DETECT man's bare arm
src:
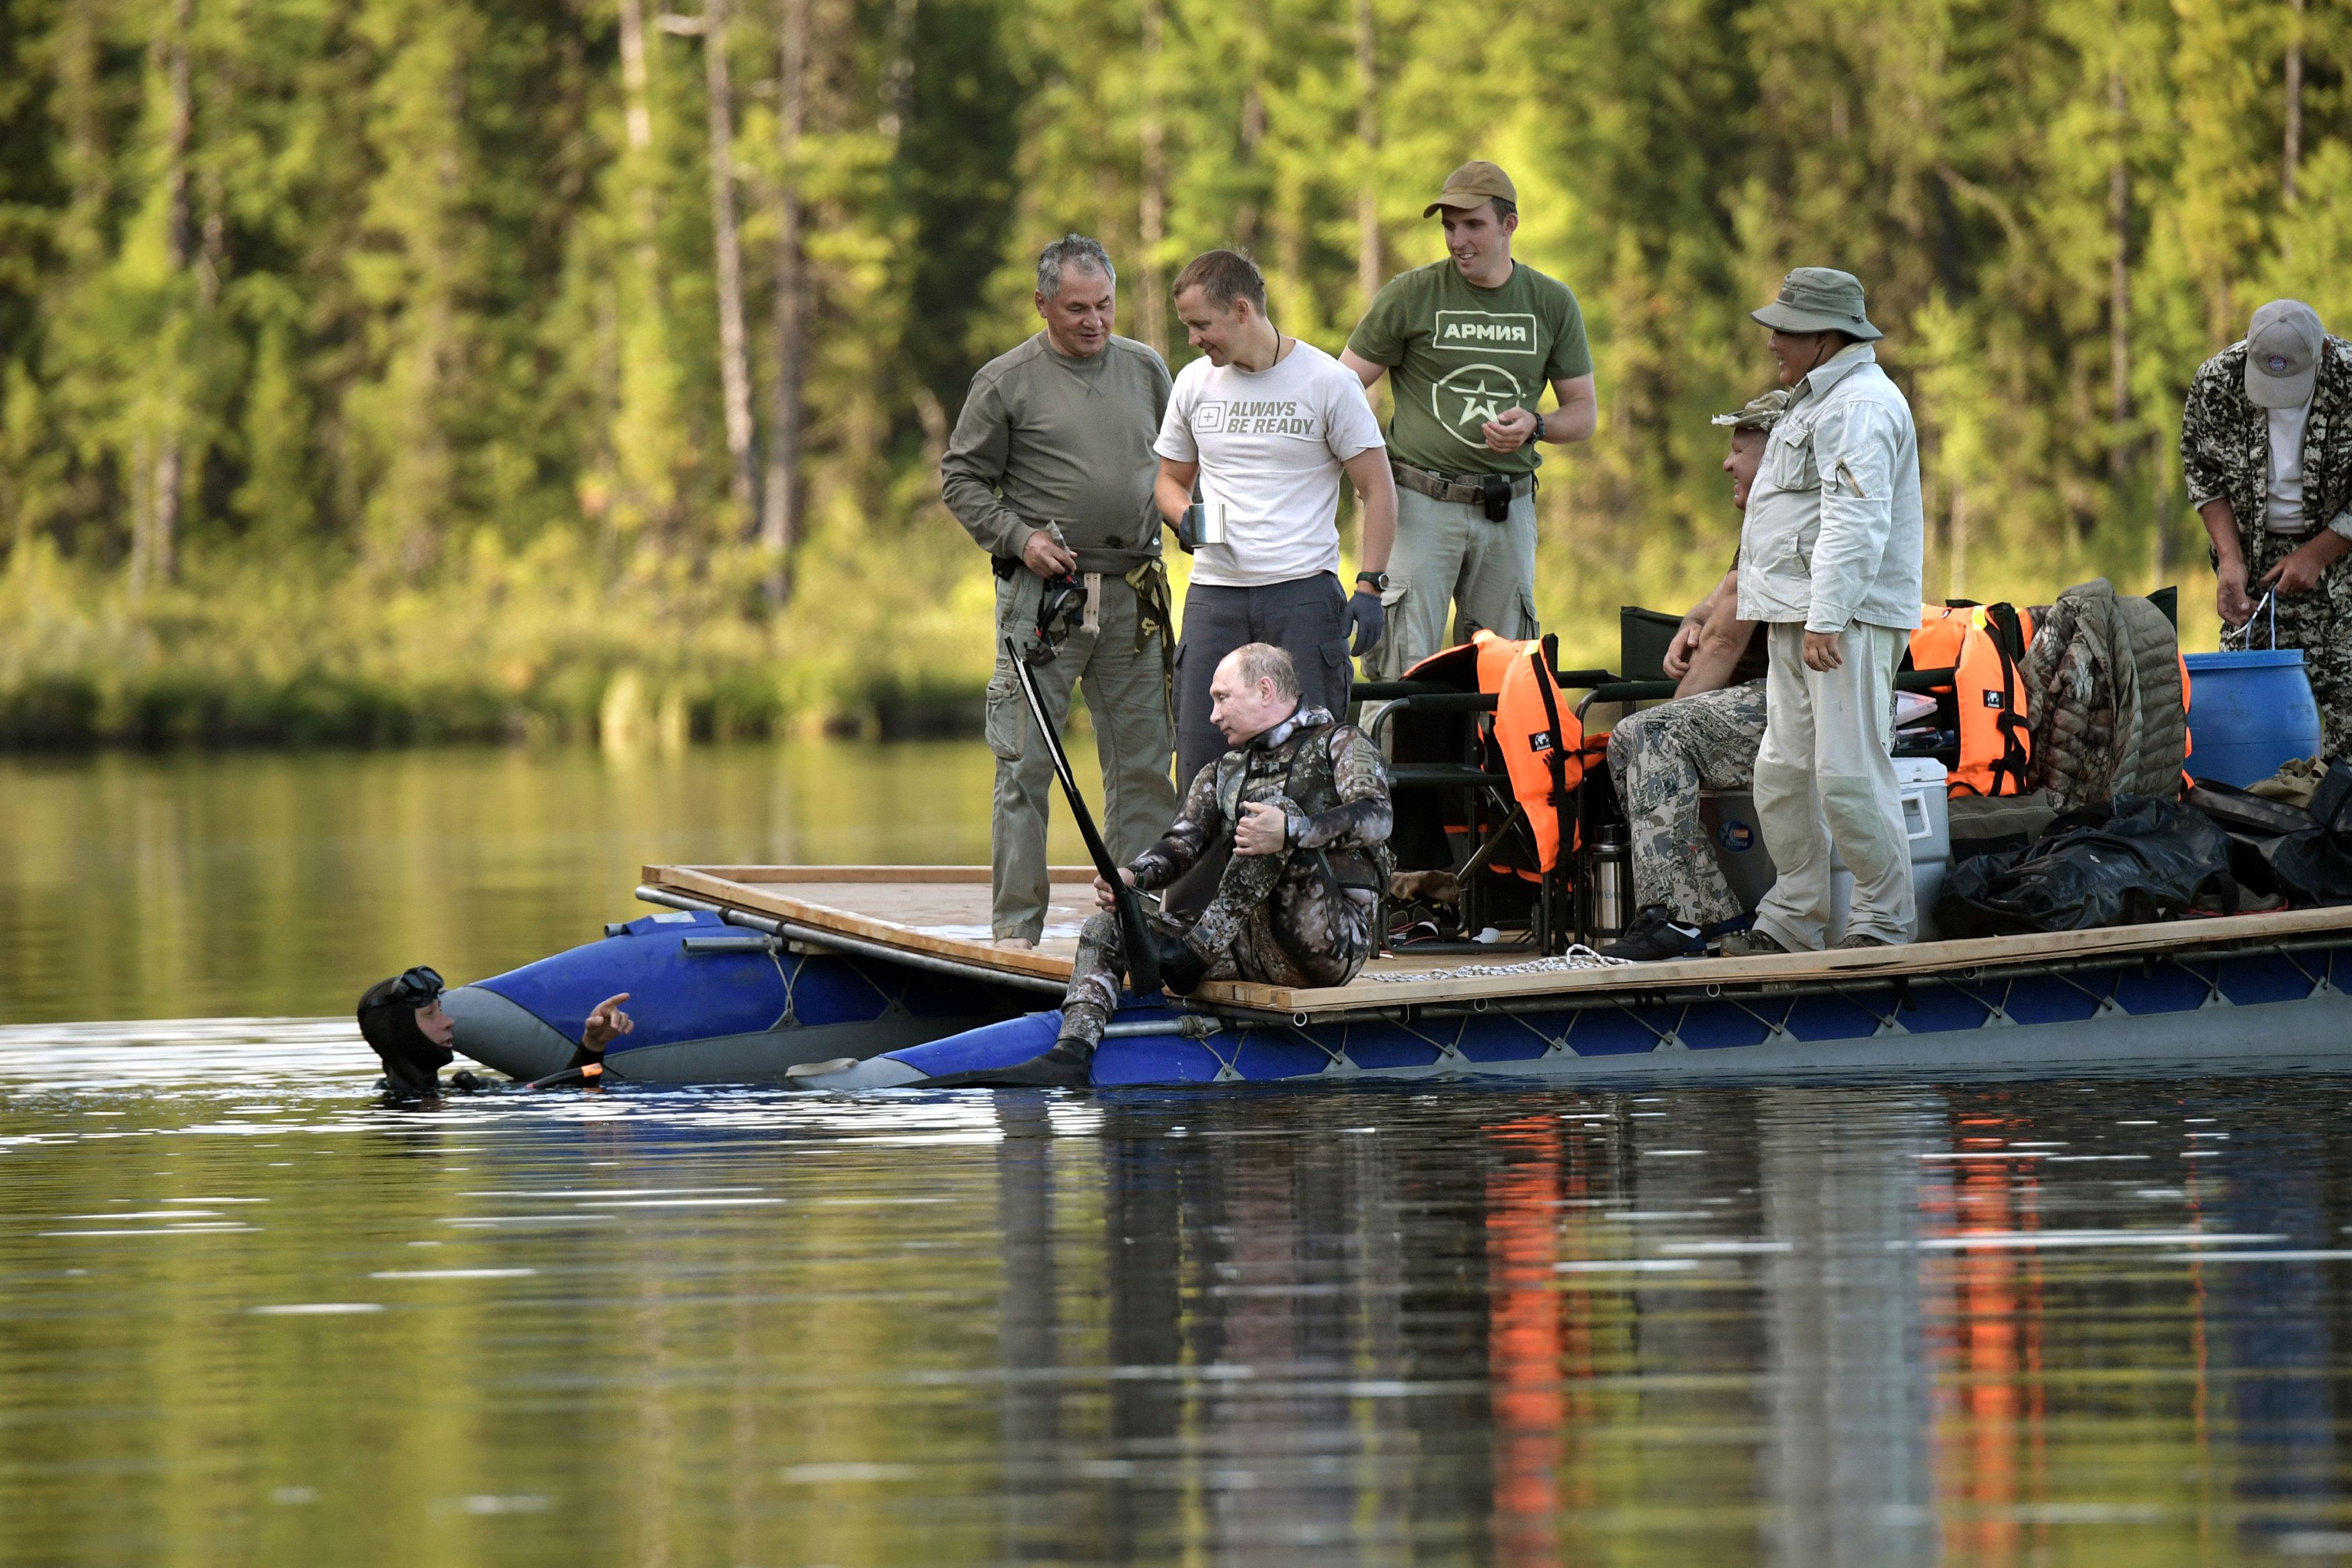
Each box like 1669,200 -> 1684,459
1340,447 -> 1396,574
1339,349 -> 1389,392
1154,456 -> 1200,530
1675,598 -> 1757,699
1544,374 -> 1597,442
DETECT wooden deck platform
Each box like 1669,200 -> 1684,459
641,864 -> 2352,1020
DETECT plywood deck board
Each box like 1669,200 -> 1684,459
648,865 -> 1082,982
644,864 -> 1094,885
1194,903 -> 2352,1012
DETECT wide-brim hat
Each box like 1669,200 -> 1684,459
1751,266 -> 1882,341
2246,299 -> 2324,408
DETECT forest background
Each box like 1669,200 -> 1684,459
0,0 -> 2345,746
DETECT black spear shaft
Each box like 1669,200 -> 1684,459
1005,639 -> 1162,996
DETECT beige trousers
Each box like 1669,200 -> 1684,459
1751,622 -> 1915,950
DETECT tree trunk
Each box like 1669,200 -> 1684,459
761,0 -> 808,608
2284,0 -> 2304,206
701,0 -> 757,518
1948,486 -> 1968,602
1233,84 -> 1265,254
1353,0 -> 1381,307
138,0 -> 195,595
1138,0 -> 1167,358
2108,67 -> 2132,487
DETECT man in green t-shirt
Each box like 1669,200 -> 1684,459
1341,161 -> 1597,680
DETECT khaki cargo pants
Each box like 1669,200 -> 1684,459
985,569 -> 1179,943
1365,483 -> 1540,680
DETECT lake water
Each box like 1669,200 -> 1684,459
5,744 -> 2352,1565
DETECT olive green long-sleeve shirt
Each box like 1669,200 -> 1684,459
941,333 -> 1173,574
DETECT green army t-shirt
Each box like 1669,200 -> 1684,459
1345,259 -> 1592,476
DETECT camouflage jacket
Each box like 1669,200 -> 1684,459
1130,706 -> 1392,889
2180,337 -> 2352,544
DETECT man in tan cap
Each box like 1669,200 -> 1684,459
1339,161 -> 1596,681
1722,267 -> 1925,955
1599,390 -> 1786,962
2182,299 -> 2352,760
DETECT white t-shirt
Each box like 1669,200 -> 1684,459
1154,339 -> 1386,588
2269,402 -> 2310,534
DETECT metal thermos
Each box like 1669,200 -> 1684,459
1179,500 -> 1228,552
1589,822 -> 1632,940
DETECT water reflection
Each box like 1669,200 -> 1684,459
0,742 -> 1107,1025
5,1033 -> 2352,1563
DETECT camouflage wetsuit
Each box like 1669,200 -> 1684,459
2182,337 -> 2352,760
1059,705 -> 1392,1049
1605,679 -> 1767,929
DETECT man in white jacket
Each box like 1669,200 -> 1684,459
1724,268 -> 1925,953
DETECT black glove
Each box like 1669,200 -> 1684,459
1345,588 -> 1385,658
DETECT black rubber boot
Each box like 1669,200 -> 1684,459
1152,931 -> 1210,996
944,1035 -> 1097,1089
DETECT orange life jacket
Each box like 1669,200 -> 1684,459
1909,601 -> 2035,797
1472,629 -> 1585,871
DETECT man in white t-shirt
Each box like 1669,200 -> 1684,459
1154,249 -> 1397,796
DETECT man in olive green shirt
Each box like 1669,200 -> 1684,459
941,234 -> 1180,947
1341,161 -> 1597,679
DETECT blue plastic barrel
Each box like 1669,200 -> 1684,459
2183,649 -> 2322,787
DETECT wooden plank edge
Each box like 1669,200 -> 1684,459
1198,903 -> 2352,1013
651,865 -> 1077,983
644,864 -> 1096,885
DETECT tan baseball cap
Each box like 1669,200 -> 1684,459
2246,299 -> 2324,408
1423,161 -> 1517,218
1711,389 -> 1791,433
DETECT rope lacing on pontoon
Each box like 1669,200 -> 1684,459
1364,945 -> 1632,984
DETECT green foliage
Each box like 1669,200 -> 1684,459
0,0 -> 2338,740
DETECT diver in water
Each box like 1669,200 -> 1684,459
357,966 -> 633,1096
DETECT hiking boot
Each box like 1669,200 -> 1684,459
1834,932 -> 1899,950
1599,906 -> 1704,963
1718,927 -> 1790,957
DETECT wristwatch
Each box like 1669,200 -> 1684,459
1355,570 -> 1389,593
1531,411 -> 1548,443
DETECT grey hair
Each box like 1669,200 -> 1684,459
1036,234 -> 1115,300
1228,642 -> 1300,703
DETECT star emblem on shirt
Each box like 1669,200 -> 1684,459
1455,375 -> 1513,427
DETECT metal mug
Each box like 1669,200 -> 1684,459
1588,822 -> 1633,940
1178,500 -> 1228,553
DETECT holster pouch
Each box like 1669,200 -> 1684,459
1478,473 -> 1514,523
991,554 -> 1018,580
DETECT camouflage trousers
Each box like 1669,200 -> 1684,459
1058,796 -> 1376,1049
2222,527 -> 2352,763
1603,679 -> 1768,928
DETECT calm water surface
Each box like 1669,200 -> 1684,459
5,746 -> 2352,1565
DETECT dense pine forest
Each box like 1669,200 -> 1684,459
0,0 -> 2342,744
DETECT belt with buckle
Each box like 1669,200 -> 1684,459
1392,460 -> 1537,507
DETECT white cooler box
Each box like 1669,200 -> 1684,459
1697,756 -> 1951,942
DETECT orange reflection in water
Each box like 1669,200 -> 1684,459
1925,1130 -> 2051,1565
1485,1117 -> 1566,1564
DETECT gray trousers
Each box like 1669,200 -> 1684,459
1366,484 -> 1540,680
1174,574 -> 1353,790
1751,623 -> 1915,950
985,570 -> 1178,943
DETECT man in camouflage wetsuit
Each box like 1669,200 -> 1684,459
2183,299 -> 2352,761
985,642 -> 1392,1086
1598,390 -> 1787,961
